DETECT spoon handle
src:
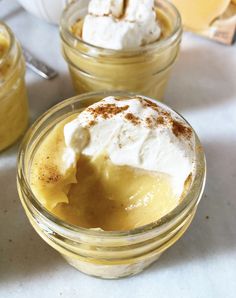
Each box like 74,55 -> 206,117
23,47 -> 58,80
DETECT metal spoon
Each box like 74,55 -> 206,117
22,48 -> 58,80
0,0 -> 58,80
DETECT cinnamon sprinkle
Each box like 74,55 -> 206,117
87,104 -> 129,119
38,164 -> 62,185
125,113 -> 140,125
172,119 -> 192,139
156,116 -> 165,125
145,117 -> 153,128
88,120 -> 97,127
142,98 -> 160,112
85,97 -> 192,140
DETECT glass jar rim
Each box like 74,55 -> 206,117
0,21 -> 22,91
60,0 -> 182,55
17,91 -> 206,238
0,21 -> 14,68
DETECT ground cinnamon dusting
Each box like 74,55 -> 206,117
87,104 -> 129,119
86,98 -> 192,139
88,120 -> 97,127
142,98 -> 160,112
156,116 -> 165,125
172,119 -> 192,139
145,117 -> 153,127
38,164 -> 62,185
125,113 -> 140,125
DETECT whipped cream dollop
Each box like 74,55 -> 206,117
63,96 -> 195,198
82,0 -> 162,50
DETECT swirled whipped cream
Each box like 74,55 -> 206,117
63,96 -> 195,198
82,0 -> 162,50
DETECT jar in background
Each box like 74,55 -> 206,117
170,0 -> 236,45
17,91 -> 206,279
0,22 -> 28,151
171,0 -> 231,30
60,0 -> 182,99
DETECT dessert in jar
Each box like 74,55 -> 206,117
0,22 -> 28,151
171,0 -> 236,45
17,91 -> 206,279
171,0 -> 231,30
60,0 -> 182,99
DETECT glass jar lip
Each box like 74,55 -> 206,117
0,21 -> 23,92
0,21 -> 14,68
17,91 -> 206,237
60,0 -> 182,55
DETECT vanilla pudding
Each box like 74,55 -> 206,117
30,96 -> 195,231
17,92 -> 206,278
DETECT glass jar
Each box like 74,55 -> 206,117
0,21 -> 28,151
60,0 -> 182,99
17,91 -> 206,279
171,0 -> 231,31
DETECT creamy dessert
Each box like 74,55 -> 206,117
74,0 -> 164,50
171,0 -> 236,45
171,0 -> 231,30
60,0 -> 182,98
30,96 -> 195,231
0,22 -> 28,151
18,92 -> 206,278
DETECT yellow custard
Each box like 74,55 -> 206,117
17,92 -> 206,279
0,23 -> 28,151
54,154 -> 176,231
30,115 -> 178,231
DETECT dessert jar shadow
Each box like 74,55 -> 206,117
17,91 -> 206,279
0,21 -> 28,151
60,0 -> 182,99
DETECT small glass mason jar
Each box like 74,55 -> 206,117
60,0 -> 182,99
0,22 -> 28,152
17,91 -> 206,279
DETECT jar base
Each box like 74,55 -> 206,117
62,253 -> 162,279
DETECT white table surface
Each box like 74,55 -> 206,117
0,1 -> 236,298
